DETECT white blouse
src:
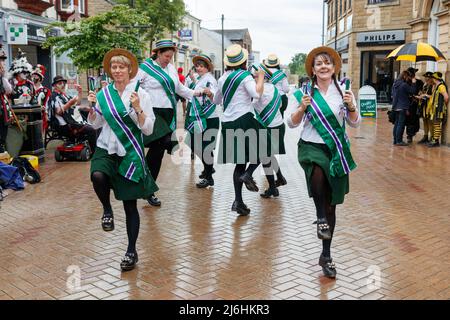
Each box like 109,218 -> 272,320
136,61 -> 194,109
251,82 -> 284,128
191,73 -> 219,119
88,80 -> 155,157
286,82 -> 361,144
268,67 -> 290,95
213,70 -> 260,122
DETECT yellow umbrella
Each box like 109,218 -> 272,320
386,42 -> 446,62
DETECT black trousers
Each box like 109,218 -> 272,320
0,119 -> 8,151
406,103 -> 420,138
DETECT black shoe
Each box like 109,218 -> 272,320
120,252 -> 139,272
394,142 -> 409,146
196,178 -> 214,188
407,136 -> 413,144
231,201 -> 250,216
428,141 -> 440,148
239,172 -> 259,192
101,212 -> 114,232
199,168 -> 216,180
418,137 -> 429,144
319,254 -> 337,279
147,194 -> 161,207
315,218 -> 332,240
260,187 -> 279,199
275,175 -> 287,188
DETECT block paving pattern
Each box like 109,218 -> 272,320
0,114 -> 449,300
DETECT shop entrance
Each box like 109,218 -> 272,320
360,51 -> 400,103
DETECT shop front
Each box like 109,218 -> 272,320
357,30 -> 406,103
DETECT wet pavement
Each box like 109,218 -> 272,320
0,111 -> 449,300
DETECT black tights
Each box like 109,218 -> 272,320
91,171 -> 140,254
233,163 -> 259,203
145,133 -> 173,182
262,156 -> 284,188
310,165 -> 336,258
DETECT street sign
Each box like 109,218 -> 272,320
358,85 -> 377,118
7,23 -> 27,45
178,29 -> 193,41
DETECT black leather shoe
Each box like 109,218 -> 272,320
275,175 -> 287,187
319,254 -> 337,279
316,218 -> 332,240
101,212 -> 114,232
239,173 -> 259,192
196,178 -> 214,188
231,201 -> 250,216
120,252 -> 139,272
418,137 -> 429,144
199,168 -> 216,180
428,141 -> 440,148
147,194 -> 161,207
260,187 -> 279,198
407,136 -> 413,144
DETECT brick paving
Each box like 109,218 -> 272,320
0,112 -> 449,300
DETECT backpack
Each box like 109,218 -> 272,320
10,157 -> 41,184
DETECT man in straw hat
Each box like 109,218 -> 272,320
287,46 -> 360,279
427,72 -> 448,147
263,54 -> 290,117
88,48 -> 157,272
0,44 -> 12,154
184,53 -> 219,189
137,39 -> 202,207
212,44 -> 267,216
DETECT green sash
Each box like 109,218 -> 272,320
294,88 -> 357,178
97,84 -> 147,183
271,70 -> 287,85
222,70 -> 252,110
254,87 -> 282,128
140,59 -> 177,131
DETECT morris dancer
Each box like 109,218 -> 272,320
137,39 -> 201,207
287,47 -> 360,278
212,44 -> 266,216
88,49 -> 157,271
185,54 -> 219,188
263,54 -> 290,117
250,63 -> 286,198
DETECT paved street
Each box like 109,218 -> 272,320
0,110 -> 449,300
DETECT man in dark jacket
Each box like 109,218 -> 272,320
405,67 -> 423,144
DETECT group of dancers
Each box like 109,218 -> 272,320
88,40 -> 360,278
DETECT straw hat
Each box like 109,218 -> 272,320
193,54 -> 214,72
224,44 -> 249,67
152,39 -> 177,54
431,71 -> 443,80
263,54 -> 280,68
102,48 -> 139,79
305,46 -> 342,77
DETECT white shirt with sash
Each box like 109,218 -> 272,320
136,61 -> 194,109
213,70 -> 260,122
286,82 -> 361,144
88,80 -> 155,157
268,67 -> 290,95
192,72 -> 219,119
251,82 -> 284,128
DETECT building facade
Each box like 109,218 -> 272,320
326,0 -> 450,143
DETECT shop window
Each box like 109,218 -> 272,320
79,0 -> 86,14
60,0 -> 73,11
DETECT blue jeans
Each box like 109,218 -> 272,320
393,110 -> 407,144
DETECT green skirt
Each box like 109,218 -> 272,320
298,140 -> 349,205
185,117 -> 220,159
90,148 -> 159,201
144,108 -> 178,154
268,123 -> 286,155
218,112 -> 270,164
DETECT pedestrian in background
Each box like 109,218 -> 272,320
287,46 -> 360,278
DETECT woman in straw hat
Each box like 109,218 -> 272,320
88,48 -> 158,272
427,72 -> 448,147
287,46 -> 360,278
263,54 -> 290,117
136,39 -> 202,207
212,44 -> 266,216
249,63 -> 287,198
185,54 -> 220,188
